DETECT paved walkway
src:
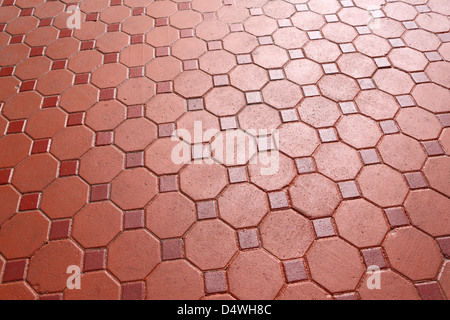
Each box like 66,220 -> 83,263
0,0 -> 449,300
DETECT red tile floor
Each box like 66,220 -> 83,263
0,0 -> 449,300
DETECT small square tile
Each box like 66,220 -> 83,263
187,98 -> 204,111
52,60 -> 66,70
75,74 -> 89,84
126,152 -> 144,168
269,69 -> 284,80
99,88 -> 115,100
178,2 -> 190,10
404,172 -> 428,189
180,28 -> 194,38
155,47 -> 170,57
204,271 -> 227,294
258,36 -> 273,45
3,260 -> 27,282
124,210 -> 145,230
283,259 -> 308,283
257,135 -> 275,152
422,141 -> 445,156
230,23 -> 243,32
236,54 -> 252,64
416,282 -> 445,300
156,81 -> 172,93
325,14 -> 339,22
322,63 -> 339,74
361,247 -> 387,269
307,31 -> 322,40
338,181 -> 360,199
389,38 -> 405,48
0,169 -> 12,185
356,26 -> 371,34
334,293 -> 358,300
295,4 -> 309,11
207,41 -> 222,51
359,149 -> 381,165
436,237 -> 450,258
384,207 -> 409,227
42,96 -> 59,108
183,59 -> 199,70
295,157 -> 315,174
90,184 -> 109,202
250,7 -> 263,15
96,131 -> 114,146
302,85 -> 319,97
220,116 -> 238,130
379,120 -> 399,134
31,139 -> 50,154
121,282 -> 145,300
415,5 -> 430,13
374,57 -> 391,68
238,229 -> 260,249
19,193 -> 40,211
438,33 -> 450,42
438,113 -> 450,127
424,51 -> 442,62
396,95 -> 415,107
59,160 -> 78,177
130,34 -> 144,44
228,166 -> 247,183
268,191 -> 289,210
162,239 -> 183,261
213,75 -> 229,86
67,113 -> 84,126
84,250 -> 106,272
127,105 -> 144,118
158,123 -> 176,138
191,144 -> 210,160
319,128 -> 338,142
49,219 -> 71,240
104,53 -> 118,64
340,0 -> 354,7
370,9 -> 384,18
280,109 -> 299,123
411,72 -> 429,83
288,49 -> 304,59
403,21 -> 418,29
357,78 -> 376,90
313,218 -> 336,238
197,201 -> 217,220
245,91 -> 262,104
19,80 -> 35,92
159,175 -> 178,192
278,19 -> 292,27
339,101 -> 358,114
40,294 -> 63,301
7,120 -> 25,134
155,18 -> 168,27
340,43 -> 356,53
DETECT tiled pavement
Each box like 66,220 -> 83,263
0,0 -> 449,300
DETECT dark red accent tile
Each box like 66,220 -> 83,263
183,60 -> 198,70
95,131 -> 114,146
10,35 -> 23,44
20,80 -> 36,92
30,47 -> 44,57
436,237 -> 450,258
131,34 -> 144,44
161,239 -> 183,261
437,113 -> 450,127
19,193 -> 41,211
3,260 -> 27,282
129,67 -> 144,78
81,41 -> 95,50
100,88 -> 115,101
283,259 -> 308,283
416,282 -> 445,300
361,247 -> 387,269
74,74 -> 89,85
49,219 -> 72,240
384,207 -> 409,227
111,0 -> 122,5
7,120 -> 25,134
0,67 -> 14,76
422,141 -> 445,156
42,96 -> 58,108
52,60 -> 66,70
0,169 -> 12,185
156,81 -> 172,93
178,2 -> 190,10
238,229 -> 260,249
132,8 -> 144,16
159,175 -> 178,193
90,184 -> 109,202
204,271 -> 227,294
67,113 -> 85,126
59,160 -> 78,177
83,249 -> 106,272
312,218 -> 336,238
20,8 -> 33,16
155,18 -> 168,27
124,210 -> 144,230
158,123 -> 176,138
126,152 -> 144,168
31,139 -> 50,154
404,172 -> 428,189
107,23 -> 120,32
127,105 -> 144,118
180,29 -> 194,38
40,294 -> 63,300
121,282 -> 145,300
59,29 -> 72,38
196,201 -> 217,220
104,53 -> 118,64
86,13 -> 98,21
155,47 -> 170,57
